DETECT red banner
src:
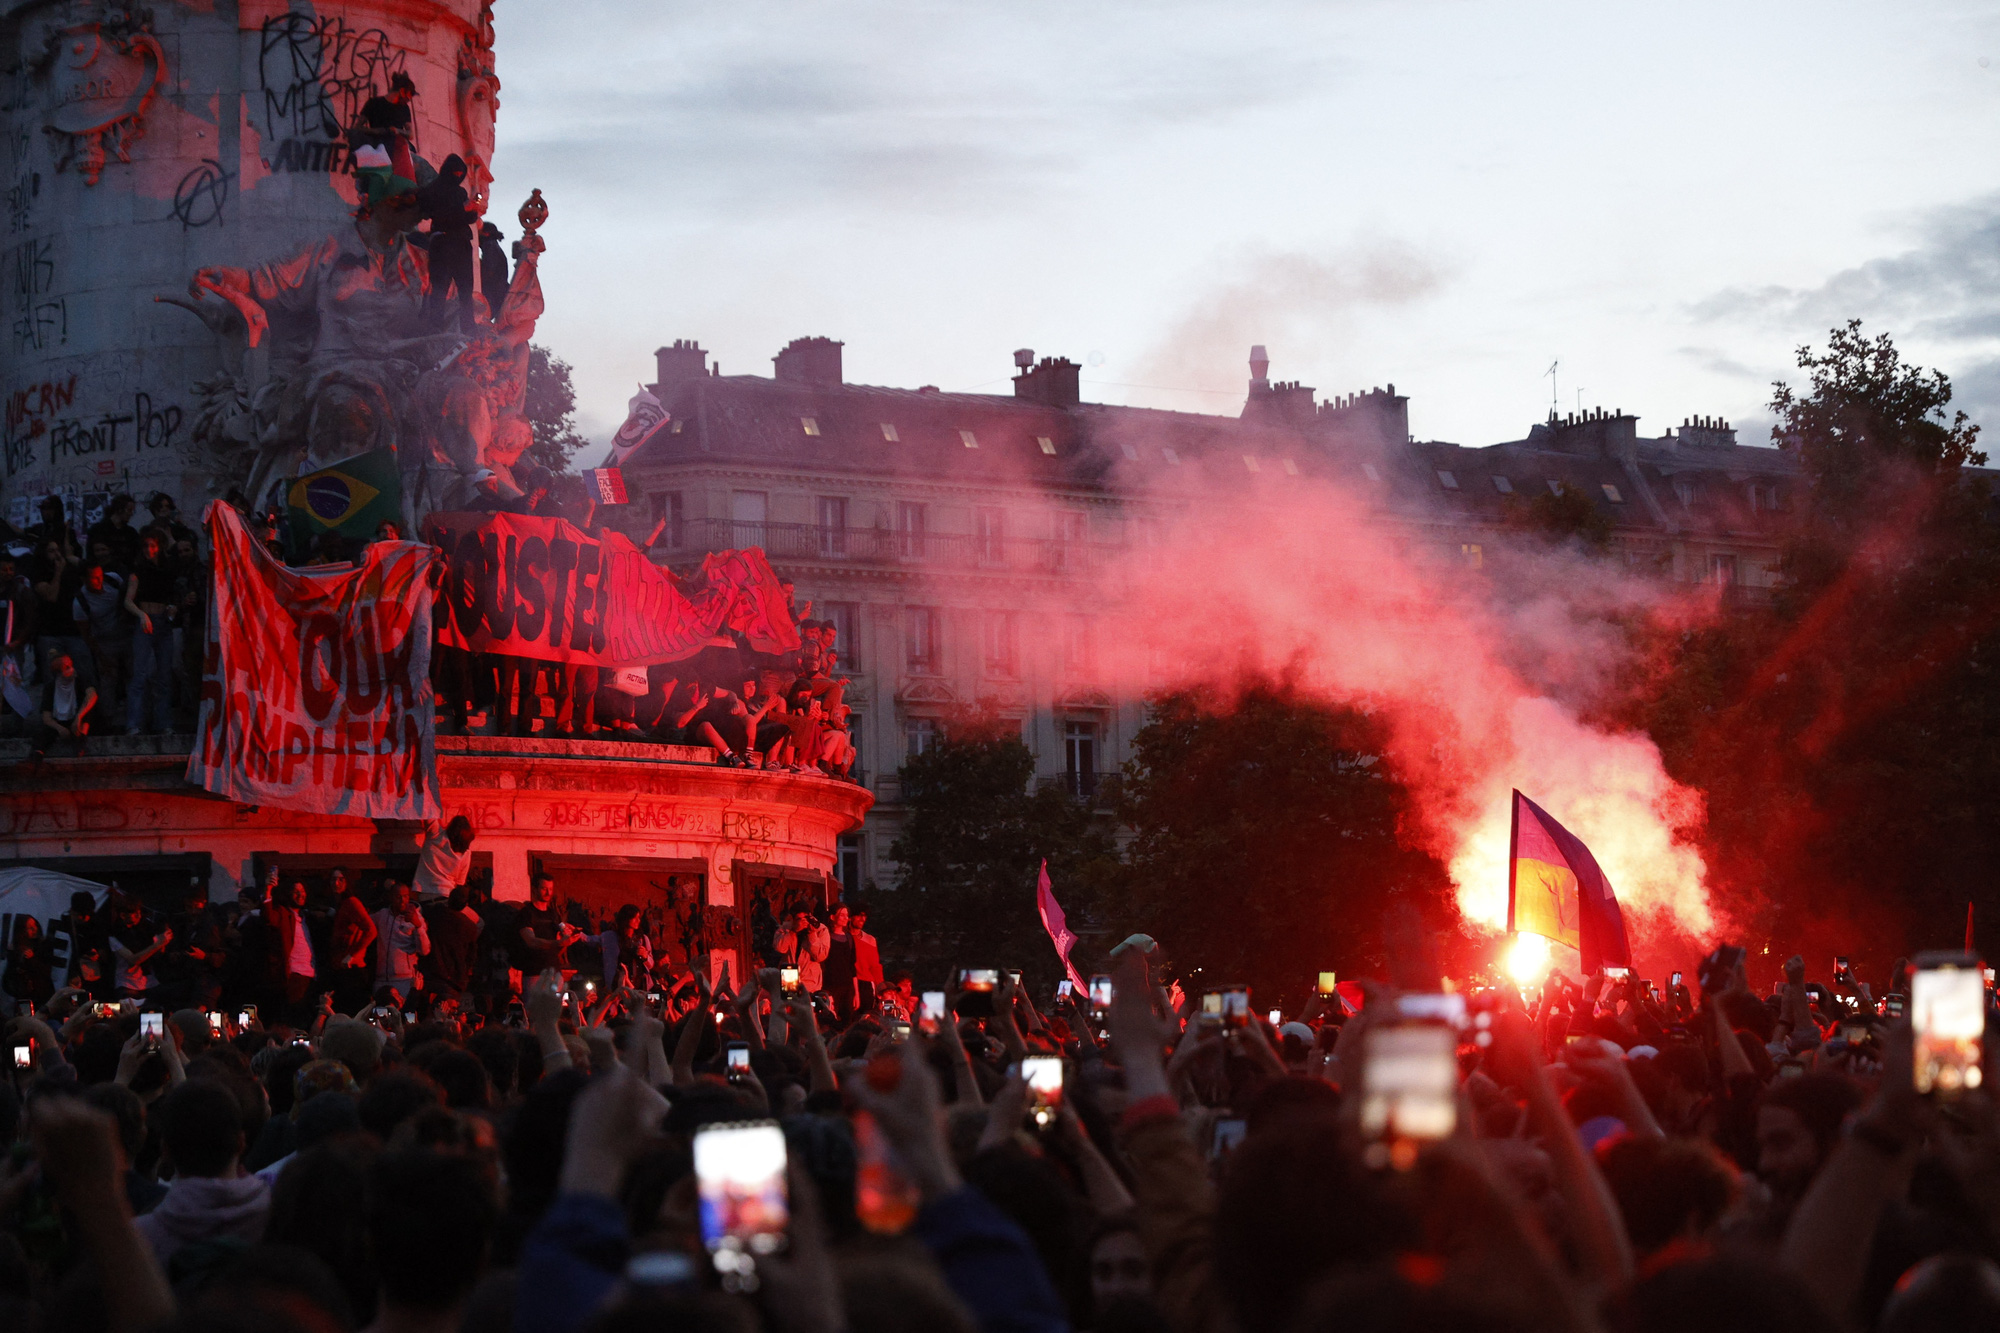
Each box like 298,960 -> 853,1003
426,512 -> 800,667
188,503 -> 442,819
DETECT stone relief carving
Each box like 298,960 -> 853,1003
455,3 -> 499,216
31,4 -> 167,185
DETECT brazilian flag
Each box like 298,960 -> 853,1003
287,449 -> 403,559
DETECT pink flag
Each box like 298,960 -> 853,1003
1036,860 -> 1089,992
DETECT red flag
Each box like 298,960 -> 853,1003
1333,980 -> 1367,1014
1507,790 -> 1631,973
1035,860 -> 1088,992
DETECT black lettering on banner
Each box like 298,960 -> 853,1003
568,543 -> 600,651
446,530 -> 483,640
545,538 -> 577,649
476,531 -> 515,639
299,612 -> 341,722
514,535 -> 547,641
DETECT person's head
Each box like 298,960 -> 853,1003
149,493 -> 176,519
1088,1216 -> 1152,1310
39,495 -> 63,523
357,1069 -> 445,1142
388,882 -> 411,913
831,904 -> 850,932
792,910 -> 810,929
320,1018 -> 386,1084
48,650 -> 75,679
285,880 -> 307,909
1595,1133 -> 1741,1257
1756,1072 -> 1863,1203
374,520 -> 403,542
851,908 -> 868,932
438,153 -> 466,184
11,914 -> 40,947
1609,1249 -> 1826,1333
83,561 -> 106,592
140,530 -> 163,562
389,71 -> 416,103
531,874 -> 555,907
108,495 -> 135,524
330,867 -> 348,897
446,815 -> 475,852
157,1077 -> 247,1177
615,903 -> 641,936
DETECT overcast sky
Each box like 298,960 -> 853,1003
487,0 -> 2000,454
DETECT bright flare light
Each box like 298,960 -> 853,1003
1505,932 -> 1551,986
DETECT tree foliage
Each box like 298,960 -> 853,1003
877,701 -> 1118,988
1615,323 -> 2000,973
1109,679 -> 1462,1004
523,344 -> 590,475
1504,480 -> 1613,550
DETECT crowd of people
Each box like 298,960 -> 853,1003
0,489 -> 861,780
2,908 -> 1996,1333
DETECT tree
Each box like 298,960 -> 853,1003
1615,323 -> 2000,976
1108,678 -> 1463,1005
1504,480 -> 1613,550
523,344 -> 591,474
876,701 -> 1118,988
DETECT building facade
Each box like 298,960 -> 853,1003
613,337 -> 1802,896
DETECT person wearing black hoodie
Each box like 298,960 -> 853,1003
417,154 -> 479,330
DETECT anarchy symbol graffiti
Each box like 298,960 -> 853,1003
171,158 -> 231,229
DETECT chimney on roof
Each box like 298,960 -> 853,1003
652,339 -> 709,391
773,336 -> 844,386
1014,355 -> 1081,408
1249,344 -> 1270,388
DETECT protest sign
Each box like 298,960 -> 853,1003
188,503 -> 441,819
427,512 -> 799,668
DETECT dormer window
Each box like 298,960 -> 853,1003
1120,443 -> 1139,460
1243,456 -> 1261,473
801,417 -> 821,436
1162,447 -> 1181,464
1436,470 -> 1459,490
1601,483 -> 1625,503
880,423 -> 899,442
959,429 -> 978,449
1038,437 -> 1057,455
1362,464 -> 1381,482
1491,475 -> 1513,494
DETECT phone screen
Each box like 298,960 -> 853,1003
1317,971 -> 1337,995
140,1013 -> 164,1043
402,1012 -> 415,1025
207,1011 -> 223,1033
920,991 -> 946,1023
780,967 -> 800,994
1055,979 -> 1073,998
1267,1008 -> 1282,1026
1360,1024 -> 1459,1154
1088,975 -> 1113,1009
11,1045 -> 29,1069
238,1011 -> 253,1028
960,969 -> 1000,992
1602,966 -> 1631,980
1913,963 -> 1985,1095
726,1043 -> 750,1072
1210,1117 -> 1247,1161
1396,993 -> 1468,1027
1023,1056 -> 1063,1126
694,1121 -> 789,1256
1670,972 -> 1682,987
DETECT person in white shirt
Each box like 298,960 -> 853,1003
413,815 -> 476,899
371,881 -> 430,1002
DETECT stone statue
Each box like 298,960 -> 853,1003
160,175 -> 550,536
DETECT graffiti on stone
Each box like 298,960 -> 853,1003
258,14 -> 408,175
171,157 -> 230,229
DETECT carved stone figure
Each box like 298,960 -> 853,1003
160,184 -> 550,535
24,3 -> 167,186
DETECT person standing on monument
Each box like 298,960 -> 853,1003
414,816 -> 477,900
328,870 -> 378,1014
125,529 -> 176,735
371,881 -> 430,1004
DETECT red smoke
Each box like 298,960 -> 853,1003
1071,463 -> 1725,968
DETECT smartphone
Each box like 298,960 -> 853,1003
1004,969 -> 1023,986
1023,1055 -> 1063,1128
402,1012 -> 415,1025
1317,971 -> 1337,995
373,1007 -> 392,1020
1210,1116 -> 1248,1161
1912,952 -> 1985,1096
1698,944 -> 1746,997
207,1011 -> 223,1034
1670,972 -> 1683,988
726,1042 -> 750,1074
919,991 -> 946,1036
890,1022 -> 911,1043
1838,1020 -> 1869,1045
1055,979 -> 1074,999
12,1044 -> 30,1069
780,967 -> 800,994
1395,993 -> 1468,1027
1088,974 -> 1113,1011
238,1010 -> 254,1028
694,1121 -> 789,1259
94,1002 -> 118,1019
648,991 -> 662,1005
583,979 -> 598,996
140,1013 -> 164,1047
1360,1023 -> 1459,1163
1204,986 -> 1250,1030
957,969 -> 1001,1018
1884,993 -> 1907,1020
1267,1008 -> 1282,1026
1834,956 -> 1851,973
1603,966 -> 1631,980
504,1003 -> 526,1026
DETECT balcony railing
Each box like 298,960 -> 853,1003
1037,771 -> 1120,807
669,519 -> 1127,576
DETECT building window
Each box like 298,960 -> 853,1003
1546,479 -> 1564,496
815,496 -> 847,556
898,501 -> 927,558
648,491 -> 684,547
959,429 -> 979,449
881,422 -> 899,442
1243,455 -> 1261,472
823,602 -> 858,670
1161,446 -> 1181,464
731,490 -> 767,542
1120,443 -> 1139,461
905,606 -> 941,673
1490,475 -> 1513,494
801,416 -> 821,436
1362,464 -> 1381,482
1062,615 -> 1093,673
905,716 -> 938,758
1711,553 -> 1737,586
1436,470 -> 1459,490
1064,720 -> 1098,798
984,610 -> 1020,677
1282,458 -> 1299,475
838,834 -> 863,893
1038,436 -> 1057,455
1601,483 -> 1625,503
1462,543 -> 1483,568
975,507 -> 1006,562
